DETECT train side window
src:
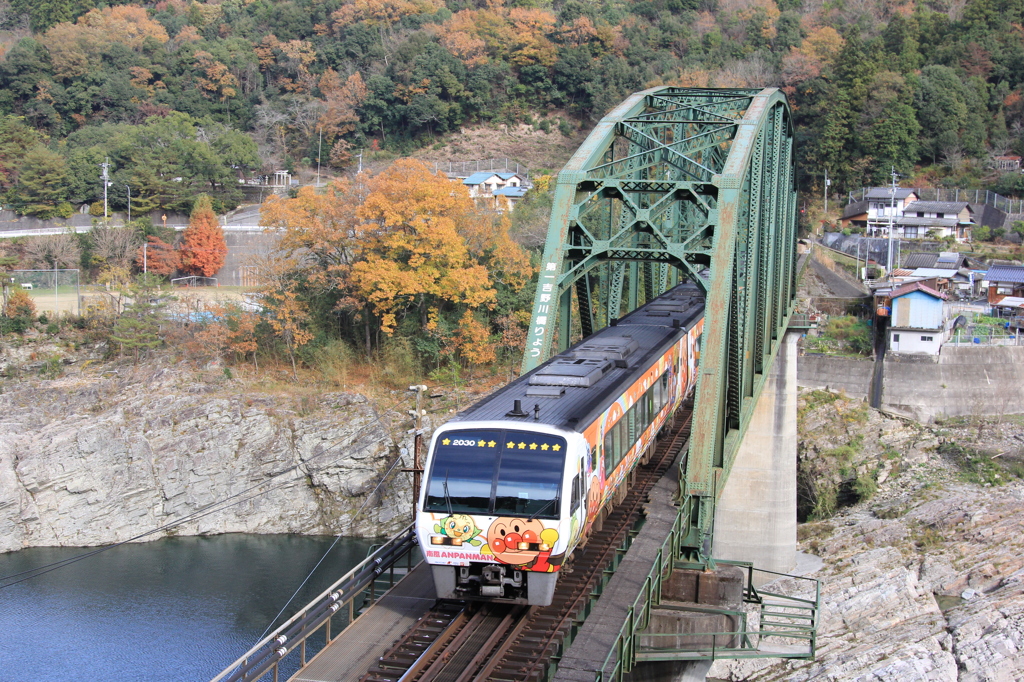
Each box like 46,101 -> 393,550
626,405 -> 636,454
570,474 -> 580,512
660,372 -> 669,407
616,418 -> 628,468
603,431 -> 614,476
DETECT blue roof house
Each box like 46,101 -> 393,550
461,172 -> 527,210
888,281 -> 949,354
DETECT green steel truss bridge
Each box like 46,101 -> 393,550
521,86 -> 798,566
210,87 -> 811,682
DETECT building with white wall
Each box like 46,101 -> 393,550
888,281 -> 949,355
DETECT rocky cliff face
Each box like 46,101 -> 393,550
0,364 -> 425,553
709,392 -> 1024,681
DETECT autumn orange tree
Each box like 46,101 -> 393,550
136,236 -> 180,277
261,158 -> 535,371
4,288 -> 36,319
179,195 -> 227,277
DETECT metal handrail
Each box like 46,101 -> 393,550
210,524 -> 417,682
592,512 -> 821,681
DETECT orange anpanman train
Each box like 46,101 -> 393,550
416,284 -> 704,605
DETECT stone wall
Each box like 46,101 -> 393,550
797,346 -> 1024,422
0,367 -> 422,553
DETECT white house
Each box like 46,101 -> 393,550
841,188 -> 919,235
888,281 -> 950,355
462,172 -> 525,198
897,201 -> 975,241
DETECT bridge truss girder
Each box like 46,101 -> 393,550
521,87 -> 797,564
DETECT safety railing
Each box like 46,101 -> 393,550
210,524 -> 418,682
788,313 -> 820,329
593,515 -> 820,680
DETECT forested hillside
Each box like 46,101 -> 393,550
2,0 -> 1024,215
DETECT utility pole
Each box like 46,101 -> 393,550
143,242 -> 148,274
887,166 -> 898,273
824,168 -> 830,218
316,127 -> 322,188
125,183 -> 131,223
404,384 -> 428,521
100,158 -> 111,218
357,152 -> 363,174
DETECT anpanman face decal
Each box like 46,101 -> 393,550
483,517 -> 559,566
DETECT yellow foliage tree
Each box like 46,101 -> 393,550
262,158 -> 534,364
351,159 -> 495,334
45,6 -> 170,79
262,176 -> 370,294
455,309 -> 495,370
801,26 -> 845,65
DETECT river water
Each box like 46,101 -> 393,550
0,534 -> 378,682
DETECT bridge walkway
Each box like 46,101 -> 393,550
553,444 -> 683,680
290,562 -> 435,682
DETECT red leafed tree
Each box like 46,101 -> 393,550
136,236 -> 180,276
179,195 -> 227,277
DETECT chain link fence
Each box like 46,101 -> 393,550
7,269 -> 81,315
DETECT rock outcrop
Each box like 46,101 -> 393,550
709,390 -> 1024,681
0,365 -> 423,553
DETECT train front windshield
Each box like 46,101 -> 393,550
424,429 -> 567,519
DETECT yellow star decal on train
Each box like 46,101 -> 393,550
552,444 -> 561,451
518,442 -> 527,449
540,443 -> 549,450
529,442 -> 538,450
488,440 -> 496,447
506,441 -> 515,449
478,440 -> 486,446
442,438 -> 450,445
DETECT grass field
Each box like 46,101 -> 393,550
26,284 -> 250,315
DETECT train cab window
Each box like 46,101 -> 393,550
493,433 -> 565,518
424,429 -> 566,519
424,429 -> 501,515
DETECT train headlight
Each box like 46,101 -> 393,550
517,542 -> 529,550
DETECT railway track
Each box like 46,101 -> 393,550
360,402 -> 694,682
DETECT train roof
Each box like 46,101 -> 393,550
448,283 -> 705,433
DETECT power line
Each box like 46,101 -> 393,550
253,447 -> 410,644
0,394 -> 413,590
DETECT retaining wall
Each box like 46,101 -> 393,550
883,346 -> 1024,422
798,347 -> 1024,422
796,354 -> 874,398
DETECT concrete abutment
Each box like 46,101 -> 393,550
712,330 -> 798,579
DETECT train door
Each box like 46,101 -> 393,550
569,446 -> 590,548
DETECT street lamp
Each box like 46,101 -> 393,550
125,183 -> 131,223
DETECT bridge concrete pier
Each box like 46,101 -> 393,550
712,330 -> 798,580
